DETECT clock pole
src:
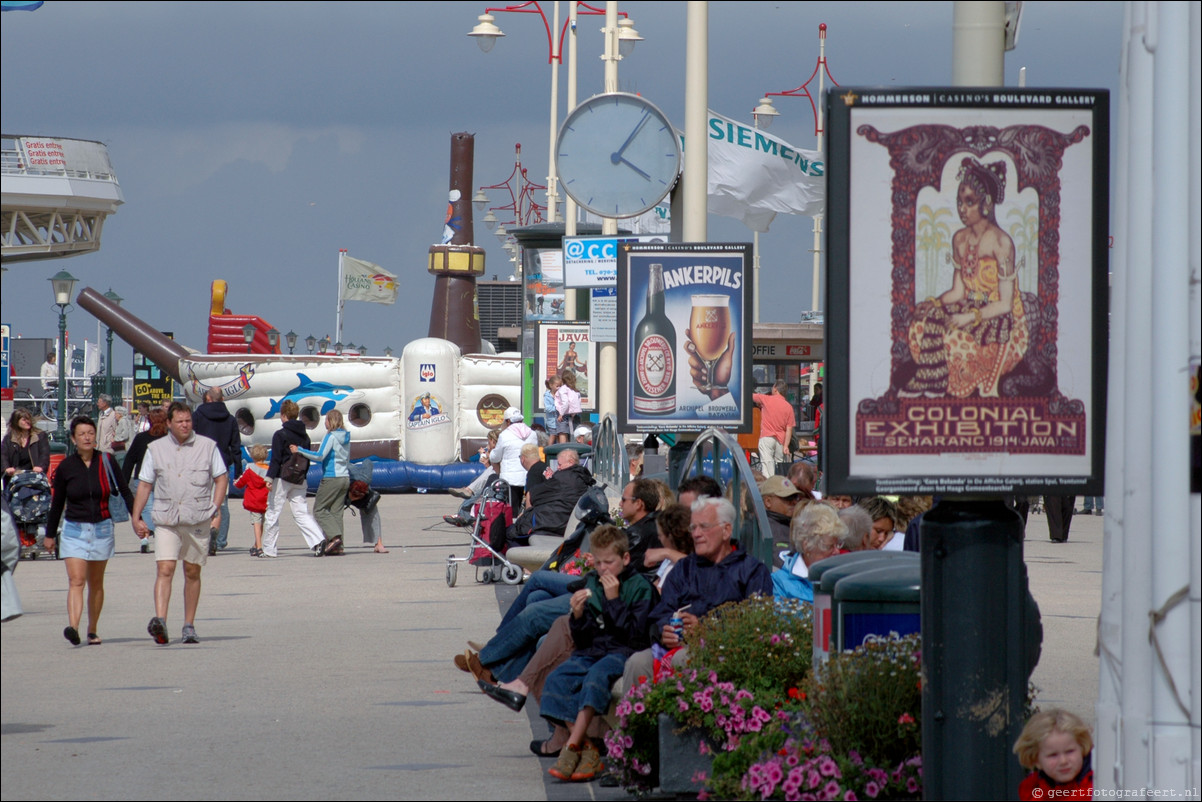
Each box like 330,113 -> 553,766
428,133 -> 486,353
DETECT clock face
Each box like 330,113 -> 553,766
556,92 -> 682,219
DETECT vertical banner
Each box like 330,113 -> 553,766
617,242 -> 753,433
537,323 -> 596,411
825,88 -> 1109,495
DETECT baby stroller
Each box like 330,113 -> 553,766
445,477 -> 524,587
4,472 -> 54,560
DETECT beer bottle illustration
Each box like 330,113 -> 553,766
633,264 -> 677,414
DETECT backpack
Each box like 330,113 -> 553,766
280,451 -> 310,485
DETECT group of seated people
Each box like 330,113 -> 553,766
449,460 -> 919,784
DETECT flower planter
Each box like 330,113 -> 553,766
657,714 -> 715,795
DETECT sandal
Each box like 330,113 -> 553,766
87,632 -> 102,645
63,626 -> 81,646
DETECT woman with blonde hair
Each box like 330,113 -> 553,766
291,408 -> 351,555
772,502 -> 844,602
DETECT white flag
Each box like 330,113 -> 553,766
704,109 -> 826,232
340,256 -> 397,305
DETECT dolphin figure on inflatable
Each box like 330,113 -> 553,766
266,373 -> 357,418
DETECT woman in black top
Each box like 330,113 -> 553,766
2,408 -> 51,483
45,416 -> 135,646
122,408 -> 168,553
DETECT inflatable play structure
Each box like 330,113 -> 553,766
80,285 -> 520,490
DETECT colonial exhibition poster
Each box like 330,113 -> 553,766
826,89 -> 1108,495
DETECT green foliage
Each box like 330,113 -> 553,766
802,633 -> 922,767
685,595 -> 814,696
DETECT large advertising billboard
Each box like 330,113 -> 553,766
825,88 -> 1109,495
617,242 -> 752,433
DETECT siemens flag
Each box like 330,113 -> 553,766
701,109 -> 825,233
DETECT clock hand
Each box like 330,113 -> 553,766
618,156 -> 651,181
611,111 -> 651,163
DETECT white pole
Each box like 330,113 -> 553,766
336,250 -> 345,344
545,1 -> 560,224
682,1 -> 708,244
952,1 -> 1005,86
1149,1 -> 1194,790
1094,3 -> 1132,788
1188,3 -> 1202,784
564,2 -> 579,320
597,1 -> 620,420
1112,1 -> 1158,790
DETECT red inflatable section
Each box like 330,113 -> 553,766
207,280 -> 282,354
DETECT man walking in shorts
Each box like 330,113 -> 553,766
131,402 -> 227,645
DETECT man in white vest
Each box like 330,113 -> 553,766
131,402 -> 227,645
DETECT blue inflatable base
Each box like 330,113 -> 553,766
229,454 -> 487,496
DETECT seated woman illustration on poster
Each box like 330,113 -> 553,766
900,156 -> 1029,399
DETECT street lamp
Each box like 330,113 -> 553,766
760,23 -> 838,318
305,334 -> 317,355
266,328 -> 280,353
358,344 -> 368,357
48,269 -> 78,444
242,323 -> 256,354
285,330 -> 298,354
334,341 -> 344,356
319,336 -> 331,354
102,288 -> 123,398
384,346 -> 394,358
468,3 -> 640,226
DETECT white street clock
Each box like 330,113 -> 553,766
555,92 -> 682,219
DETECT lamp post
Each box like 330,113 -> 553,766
384,346 -> 394,358
267,328 -> 280,354
358,344 -> 368,358
48,270 -> 78,445
242,323 -> 255,354
102,288 -> 123,398
759,23 -> 838,320
319,336 -> 331,355
469,3 -> 639,226
305,334 -> 317,355
334,341 -> 344,357
285,330 -> 298,355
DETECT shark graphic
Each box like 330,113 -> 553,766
266,373 -> 358,419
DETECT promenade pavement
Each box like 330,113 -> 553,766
1,492 -> 1103,800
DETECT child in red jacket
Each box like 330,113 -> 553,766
1014,708 -> 1094,800
234,444 -> 270,557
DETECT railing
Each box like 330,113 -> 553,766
678,428 -> 775,567
592,414 -> 628,493
0,139 -> 119,182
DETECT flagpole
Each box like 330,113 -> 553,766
336,249 -> 345,344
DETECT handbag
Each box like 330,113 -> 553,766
101,454 -> 131,523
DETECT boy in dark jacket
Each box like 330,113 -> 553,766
539,526 -> 655,782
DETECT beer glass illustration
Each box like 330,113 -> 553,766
687,294 -> 733,395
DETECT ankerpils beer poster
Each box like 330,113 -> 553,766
826,88 -> 1108,495
617,242 -> 753,433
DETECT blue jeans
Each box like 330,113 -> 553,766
1082,496 -> 1103,513
480,595 -> 571,683
214,466 -> 234,549
539,651 -> 630,726
495,570 -> 576,632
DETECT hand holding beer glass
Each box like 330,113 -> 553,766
685,294 -> 735,399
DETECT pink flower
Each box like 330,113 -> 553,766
843,792 -> 858,801
807,769 -> 822,788
698,741 -> 711,755
678,699 -> 689,712
823,780 -> 842,798
906,777 -> 920,793
864,781 -> 880,798
633,702 -> 645,714
897,712 -> 915,725
818,755 -> 840,777
623,735 -> 633,748
771,633 -> 782,645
